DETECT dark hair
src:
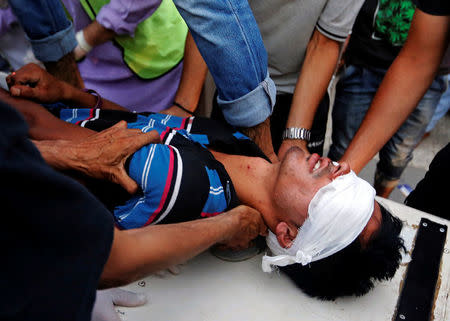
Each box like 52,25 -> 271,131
280,204 -> 405,300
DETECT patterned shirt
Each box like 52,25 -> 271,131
59,108 -> 266,229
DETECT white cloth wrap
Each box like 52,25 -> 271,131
262,171 -> 375,272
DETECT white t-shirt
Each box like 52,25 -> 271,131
249,0 -> 364,94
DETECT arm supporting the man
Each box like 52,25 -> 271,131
162,32 -> 208,117
33,122 -> 160,194
172,0 -> 277,161
8,0 -> 83,88
1,90 -> 160,194
0,87 -> 94,141
239,118 -> 276,162
101,205 -> 267,288
7,63 -> 126,111
278,29 -> 340,158
341,10 -> 450,173
81,20 -> 116,47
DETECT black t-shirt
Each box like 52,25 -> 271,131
413,0 -> 450,15
0,102 -> 114,321
346,0 -> 417,69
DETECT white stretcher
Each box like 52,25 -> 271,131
118,198 -> 449,321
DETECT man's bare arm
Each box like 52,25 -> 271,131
100,205 -> 268,288
278,29 -> 340,159
162,32 -> 208,117
44,52 -> 84,89
74,20 -> 116,60
0,91 -> 160,193
0,88 -> 94,141
7,63 -> 127,111
341,10 -> 450,173
33,122 -> 160,194
240,117 -> 277,163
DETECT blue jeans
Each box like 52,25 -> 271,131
426,74 -> 449,132
329,64 -> 446,183
8,0 -> 76,62
173,0 -> 275,127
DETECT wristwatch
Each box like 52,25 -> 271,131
282,127 -> 311,141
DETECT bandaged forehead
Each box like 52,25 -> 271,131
262,171 -> 375,272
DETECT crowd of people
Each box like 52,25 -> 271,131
1,0 -> 449,320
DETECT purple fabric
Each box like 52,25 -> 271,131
62,0 -> 183,112
0,8 -> 18,37
97,0 -> 158,36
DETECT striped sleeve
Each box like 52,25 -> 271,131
316,0 -> 365,42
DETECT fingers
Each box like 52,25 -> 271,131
104,122 -> 160,147
119,129 -> 161,165
83,123 -> 159,193
240,205 -> 268,236
5,72 -> 15,88
267,152 -> 279,164
232,205 -> 269,246
115,167 -> 139,194
108,120 -> 128,130
110,288 -> 148,307
332,161 -> 351,179
10,85 -> 38,100
111,127 -> 159,194
7,64 -> 41,87
129,129 -> 161,151
259,221 -> 269,237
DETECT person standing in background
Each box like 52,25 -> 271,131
329,0 -> 448,198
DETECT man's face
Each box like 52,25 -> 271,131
273,147 -> 350,232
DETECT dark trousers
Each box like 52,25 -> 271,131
405,143 -> 450,219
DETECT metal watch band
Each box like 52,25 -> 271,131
282,127 -> 311,141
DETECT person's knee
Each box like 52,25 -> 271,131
377,143 -> 413,180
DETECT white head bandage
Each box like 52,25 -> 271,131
262,171 -> 375,272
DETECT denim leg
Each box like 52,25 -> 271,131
377,75 -> 447,181
173,0 -> 275,127
328,65 -> 384,161
425,74 -> 449,133
8,0 -> 76,62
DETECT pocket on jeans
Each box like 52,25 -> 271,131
427,75 -> 448,95
337,65 -> 365,91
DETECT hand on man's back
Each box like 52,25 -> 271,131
35,121 -> 161,194
69,121 -> 161,194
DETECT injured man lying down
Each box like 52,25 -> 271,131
6,66 -> 404,301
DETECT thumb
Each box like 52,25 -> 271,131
115,166 -> 139,194
10,85 -> 37,100
110,288 -> 148,307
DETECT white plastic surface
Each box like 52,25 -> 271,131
118,198 -> 449,321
